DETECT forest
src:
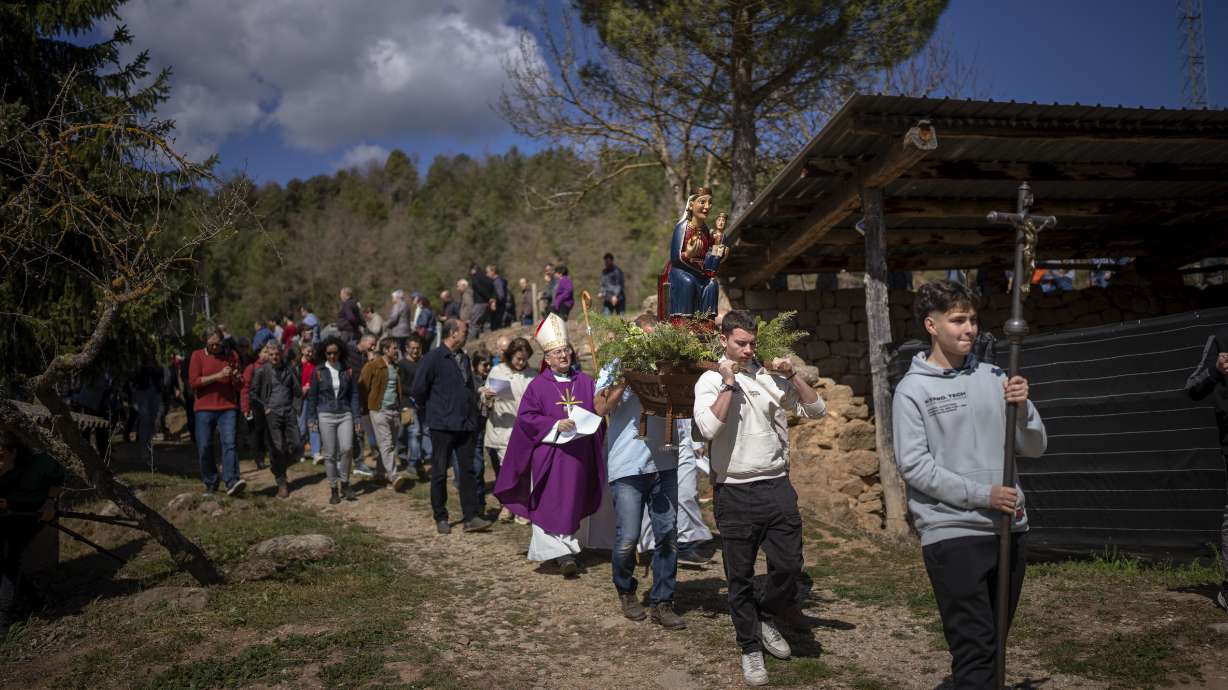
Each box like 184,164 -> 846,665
193,146 -> 718,335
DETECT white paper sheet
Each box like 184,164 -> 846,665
545,404 -> 602,445
486,377 -> 514,399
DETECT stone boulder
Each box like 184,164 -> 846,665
167,492 -> 196,512
248,534 -> 337,562
844,450 -> 880,478
837,419 -> 877,452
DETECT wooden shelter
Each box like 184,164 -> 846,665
720,95 -> 1228,536
724,94 -> 1228,283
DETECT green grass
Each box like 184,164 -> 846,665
803,522 -> 1225,690
0,464 -> 459,689
1011,549 -> 1222,689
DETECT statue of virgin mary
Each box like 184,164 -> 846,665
656,187 -> 728,321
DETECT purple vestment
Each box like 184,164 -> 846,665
493,372 -> 607,535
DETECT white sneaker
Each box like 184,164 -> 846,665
740,651 -> 769,686
759,617 -> 791,660
312,454 -> 323,465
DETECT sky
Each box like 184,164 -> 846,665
105,0 -> 1228,185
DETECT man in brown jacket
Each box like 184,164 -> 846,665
359,338 -> 408,489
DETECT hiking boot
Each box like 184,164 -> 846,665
436,520 -> 452,535
329,486 -> 341,505
276,481 -> 289,499
619,592 -> 646,621
651,601 -> 686,630
342,483 -> 358,501
393,474 -> 411,492
758,617 -> 791,660
414,466 -> 429,482
463,516 -> 493,533
740,651 -> 769,686
558,555 -> 579,578
226,479 -> 247,497
677,547 -> 712,566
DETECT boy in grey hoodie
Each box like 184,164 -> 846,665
892,280 -> 1046,690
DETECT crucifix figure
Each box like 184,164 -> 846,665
985,182 -> 1057,690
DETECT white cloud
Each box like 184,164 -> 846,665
111,0 -> 534,157
334,143 -> 390,172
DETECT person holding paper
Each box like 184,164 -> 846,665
481,338 -> 537,522
493,314 -> 607,577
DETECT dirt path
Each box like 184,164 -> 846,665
247,461 -> 1106,690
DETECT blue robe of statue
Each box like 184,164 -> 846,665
660,218 -> 724,318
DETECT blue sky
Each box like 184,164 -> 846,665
114,0 -> 1227,185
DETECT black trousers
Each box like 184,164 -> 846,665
0,518 -> 42,630
248,406 -> 268,462
923,532 -> 1028,690
714,477 -> 804,653
263,408 -> 299,481
429,429 -> 479,523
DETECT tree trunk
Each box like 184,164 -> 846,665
860,186 -> 910,538
728,4 -> 757,223
6,392 -> 225,585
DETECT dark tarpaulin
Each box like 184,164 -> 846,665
889,306 -> 1228,558
1017,307 -> 1226,558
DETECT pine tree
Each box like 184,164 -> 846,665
1,1 -> 179,389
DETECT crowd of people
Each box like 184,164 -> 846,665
22,268 -> 1228,688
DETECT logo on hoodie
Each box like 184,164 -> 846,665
923,391 -> 967,418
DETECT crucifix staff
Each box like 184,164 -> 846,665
986,182 -> 1057,690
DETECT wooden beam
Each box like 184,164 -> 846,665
860,187 -> 909,538
881,197 -> 1222,219
728,121 -> 938,287
798,158 -> 1228,184
899,159 -> 1228,183
852,113 -> 1228,143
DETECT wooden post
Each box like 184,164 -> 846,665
861,186 -> 909,538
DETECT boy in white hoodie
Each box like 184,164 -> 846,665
693,309 -> 827,687
893,280 -> 1046,690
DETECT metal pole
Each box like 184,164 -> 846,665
995,188 -> 1028,690
986,182 -> 1055,690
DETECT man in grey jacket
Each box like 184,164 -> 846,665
892,280 -> 1047,690
385,289 -> 414,352
251,343 -> 303,498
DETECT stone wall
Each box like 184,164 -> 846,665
728,271 -> 1228,397
785,376 -> 885,532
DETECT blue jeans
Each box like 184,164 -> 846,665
195,408 -> 240,490
398,419 -> 431,468
297,404 -> 320,457
611,470 -> 678,604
